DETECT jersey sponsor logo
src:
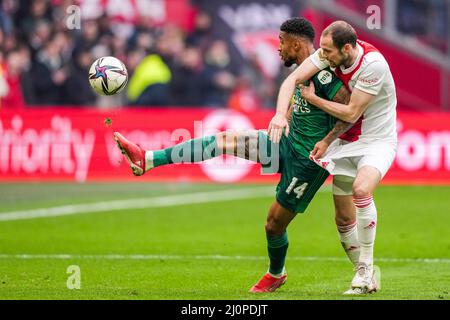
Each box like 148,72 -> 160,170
293,94 -> 311,113
294,104 -> 311,113
358,77 -> 380,85
317,70 -> 332,85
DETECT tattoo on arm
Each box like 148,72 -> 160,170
332,85 -> 351,105
323,85 -> 353,144
323,120 -> 354,145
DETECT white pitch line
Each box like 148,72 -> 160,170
0,187 -> 276,222
0,254 -> 448,264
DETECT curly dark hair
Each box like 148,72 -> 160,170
280,17 -> 315,42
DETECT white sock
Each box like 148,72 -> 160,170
268,266 -> 286,278
353,195 -> 377,266
144,151 -> 154,172
337,221 -> 360,266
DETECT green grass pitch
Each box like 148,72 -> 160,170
0,182 -> 449,300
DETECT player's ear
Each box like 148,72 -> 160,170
342,43 -> 352,54
293,38 -> 303,51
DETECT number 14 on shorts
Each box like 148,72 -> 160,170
286,177 -> 308,199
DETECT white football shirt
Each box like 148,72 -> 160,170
310,41 -> 397,143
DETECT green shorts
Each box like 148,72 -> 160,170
258,131 -> 329,214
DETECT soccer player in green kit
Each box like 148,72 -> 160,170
114,18 -> 354,292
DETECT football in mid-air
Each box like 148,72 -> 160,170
88,56 -> 128,96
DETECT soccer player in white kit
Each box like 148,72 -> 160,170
268,21 -> 397,294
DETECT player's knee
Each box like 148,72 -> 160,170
335,213 -> 354,226
265,222 -> 284,237
352,183 -> 371,198
265,217 -> 285,237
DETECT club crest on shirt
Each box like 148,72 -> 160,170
317,70 -> 332,85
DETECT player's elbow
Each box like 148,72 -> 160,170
345,112 -> 359,123
339,113 -> 358,123
343,106 -> 361,123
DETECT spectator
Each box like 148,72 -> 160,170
186,10 -> 213,50
0,51 -> 8,109
395,0 -> 449,53
65,48 -> 97,106
126,48 -> 147,76
112,35 -> 129,63
74,19 -> 101,53
203,40 -> 236,107
0,1 -> 14,35
228,74 -> 261,113
16,44 -> 36,105
170,46 -> 208,106
1,49 -> 30,109
127,53 -> 172,106
29,36 -> 68,105
134,31 -> 155,54
155,25 -> 186,71
239,53 -> 277,109
28,19 -> 52,58
53,31 -> 74,64
397,0 -> 428,35
15,0 -> 52,38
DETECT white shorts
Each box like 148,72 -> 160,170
312,138 -> 397,195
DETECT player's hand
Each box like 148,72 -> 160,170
299,81 -> 316,103
268,112 -> 289,143
310,140 -> 329,160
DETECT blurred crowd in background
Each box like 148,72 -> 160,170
0,0 -> 448,110
339,0 -> 448,53
0,0 -> 281,111
397,0 -> 449,53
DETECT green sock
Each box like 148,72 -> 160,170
151,136 -> 220,168
267,232 -> 289,276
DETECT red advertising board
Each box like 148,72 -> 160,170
0,108 -> 449,184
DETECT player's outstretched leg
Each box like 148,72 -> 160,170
114,132 -> 222,176
250,201 -> 295,293
114,131 -> 261,176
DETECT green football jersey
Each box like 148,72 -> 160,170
287,67 -> 343,159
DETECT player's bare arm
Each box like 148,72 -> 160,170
268,57 -> 320,143
310,86 -> 353,159
299,82 -> 375,123
286,105 -> 294,123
